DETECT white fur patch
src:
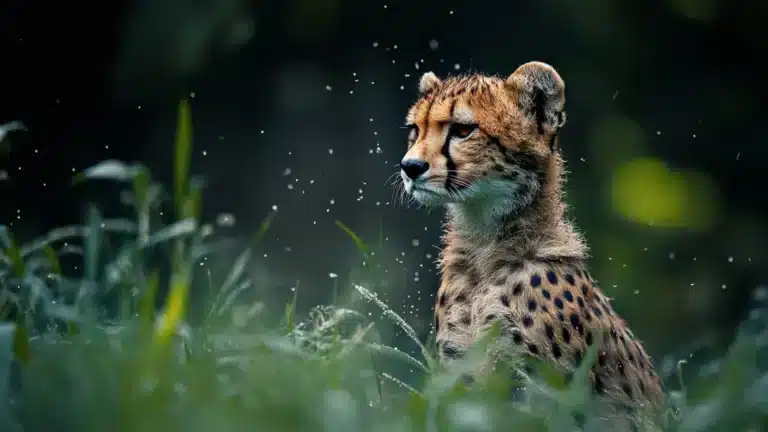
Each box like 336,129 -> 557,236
452,105 -> 475,124
419,72 -> 440,94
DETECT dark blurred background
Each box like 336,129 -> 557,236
1,0 -> 766,376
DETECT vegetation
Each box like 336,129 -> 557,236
1,101 -> 766,431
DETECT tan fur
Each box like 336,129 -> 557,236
399,62 -> 665,428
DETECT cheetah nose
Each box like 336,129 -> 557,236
400,158 -> 430,180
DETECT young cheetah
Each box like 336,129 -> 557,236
398,61 -> 665,427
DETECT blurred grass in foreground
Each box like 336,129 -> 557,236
0,101 -> 767,431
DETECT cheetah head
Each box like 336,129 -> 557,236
399,61 -> 567,221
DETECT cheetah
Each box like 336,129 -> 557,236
398,61 -> 665,428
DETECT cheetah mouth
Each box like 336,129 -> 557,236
406,183 -> 460,206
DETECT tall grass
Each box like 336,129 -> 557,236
1,101 -> 767,431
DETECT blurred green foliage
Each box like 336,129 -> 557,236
0,101 -> 767,431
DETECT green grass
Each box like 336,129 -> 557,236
1,101 -> 767,431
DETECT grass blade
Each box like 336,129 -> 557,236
366,343 -> 430,374
335,220 -> 369,254
353,283 -> 434,371
174,99 -> 193,219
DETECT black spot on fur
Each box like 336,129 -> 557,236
585,331 -> 593,346
501,295 -> 510,307
581,284 -> 589,295
592,306 -> 602,317
530,274 -> 542,287
570,314 -> 581,328
552,343 -> 562,358
545,324 -> 555,340
527,299 -> 537,312
554,298 -> 564,309
528,343 -> 539,355
557,311 -> 565,322
438,293 -> 447,307
455,294 -> 467,302
565,273 -> 576,285
562,327 -> 571,344
522,314 -> 534,327
512,282 -> 523,296
564,291 -> 573,302
542,289 -> 551,300
577,297 -> 585,308
598,352 -> 607,367
512,330 -> 523,344
546,270 -> 558,285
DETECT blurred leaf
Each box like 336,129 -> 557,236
154,272 -> 190,346
353,283 -> 434,371
0,323 -> 14,416
84,206 -> 103,283
140,270 -> 160,331
174,99 -> 193,219
0,226 -> 25,277
146,219 -> 197,248
285,283 -> 299,334
611,157 -> 718,231
42,244 -> 62,275
252,210 -> 277,247
12,316 -> 29,365
530,358 -> 570,390
335,220 -> 369,254
367,343 -> 429,374
73,160 -> 144,184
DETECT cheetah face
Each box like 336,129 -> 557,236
399,112 -> 528,208
399,62 -> 567,216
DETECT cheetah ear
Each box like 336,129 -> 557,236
505,61 -> 566,135
418,71 -> 441,94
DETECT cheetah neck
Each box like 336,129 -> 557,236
444,154 -> 587,262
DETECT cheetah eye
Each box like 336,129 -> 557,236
449,123 -> 477,139
406,124 -> 419,143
